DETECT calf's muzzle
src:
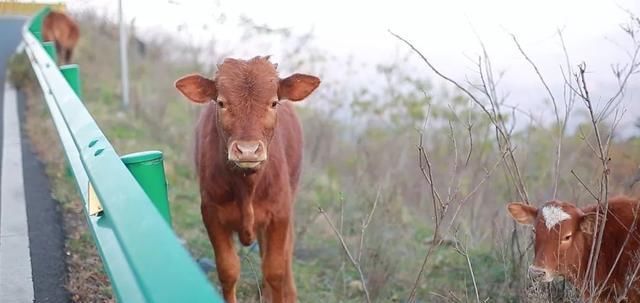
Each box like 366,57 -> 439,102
528,265 -> 555,283
228,140 -> 267,168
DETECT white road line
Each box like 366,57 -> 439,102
0,80 -> 34,302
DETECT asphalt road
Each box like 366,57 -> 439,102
0,17 -> 69,303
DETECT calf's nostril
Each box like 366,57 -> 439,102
233,143 -> 242,154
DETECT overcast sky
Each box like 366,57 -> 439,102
63,0 -> 639,135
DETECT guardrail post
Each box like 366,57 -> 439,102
121,151 -> 172,226
59,64 -> 82,98
42,41 -> 57,62
28,6 -> 50,37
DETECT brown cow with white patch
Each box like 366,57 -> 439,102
508,195 -> 640,302
43,11 -> 79,64
174,56 -> 320,303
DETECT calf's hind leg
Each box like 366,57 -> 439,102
64,48 -> 73,64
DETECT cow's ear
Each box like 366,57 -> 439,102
278,73 -> 320,101
507,202 -> 537,225
580,212 -> 601,234
175,74 -> 217,103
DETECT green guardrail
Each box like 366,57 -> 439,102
22,7 -> 222,303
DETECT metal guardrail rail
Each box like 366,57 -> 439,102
21,6 -> 223,303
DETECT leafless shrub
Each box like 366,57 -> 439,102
391,8 -> 639,303
317,189 -> 380,303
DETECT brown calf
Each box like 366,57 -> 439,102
175,56 -> 320,303
43,11 -> 79,64
508,196 -> 640,302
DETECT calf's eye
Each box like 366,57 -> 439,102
217,101 -> 225,108
271,101 -> 279,108
562,234 -> 572,242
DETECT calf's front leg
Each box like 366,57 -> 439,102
262,216 -> 296,303
202,202 -> 240,303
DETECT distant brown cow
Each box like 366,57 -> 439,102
42,11 -> 79,64
174,56 -> 320,303
508,196 -> 640,302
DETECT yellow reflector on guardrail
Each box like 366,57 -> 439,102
88,183 -> 104,216
0,1 -> 65,16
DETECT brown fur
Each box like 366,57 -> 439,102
175,56 -> 320,303
42,11 -> 79,64
508,196 -> 640,302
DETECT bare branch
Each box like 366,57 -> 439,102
453,233 -> 481,303
510,34 -> 560,124
358,188 -> 381,264
511,33 -> 573,200
390,29 -> 530,203
318,206 -> 372,303
571,169 -> 599,201
242,252 -> 263,303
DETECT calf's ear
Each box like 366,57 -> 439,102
278,73 -> 320,101
174,74 -> 217,103
579,212 -> 601,234
507,202 -> 537,225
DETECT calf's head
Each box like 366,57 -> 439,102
175,56 -> 320,170
507,201 -> 599,282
